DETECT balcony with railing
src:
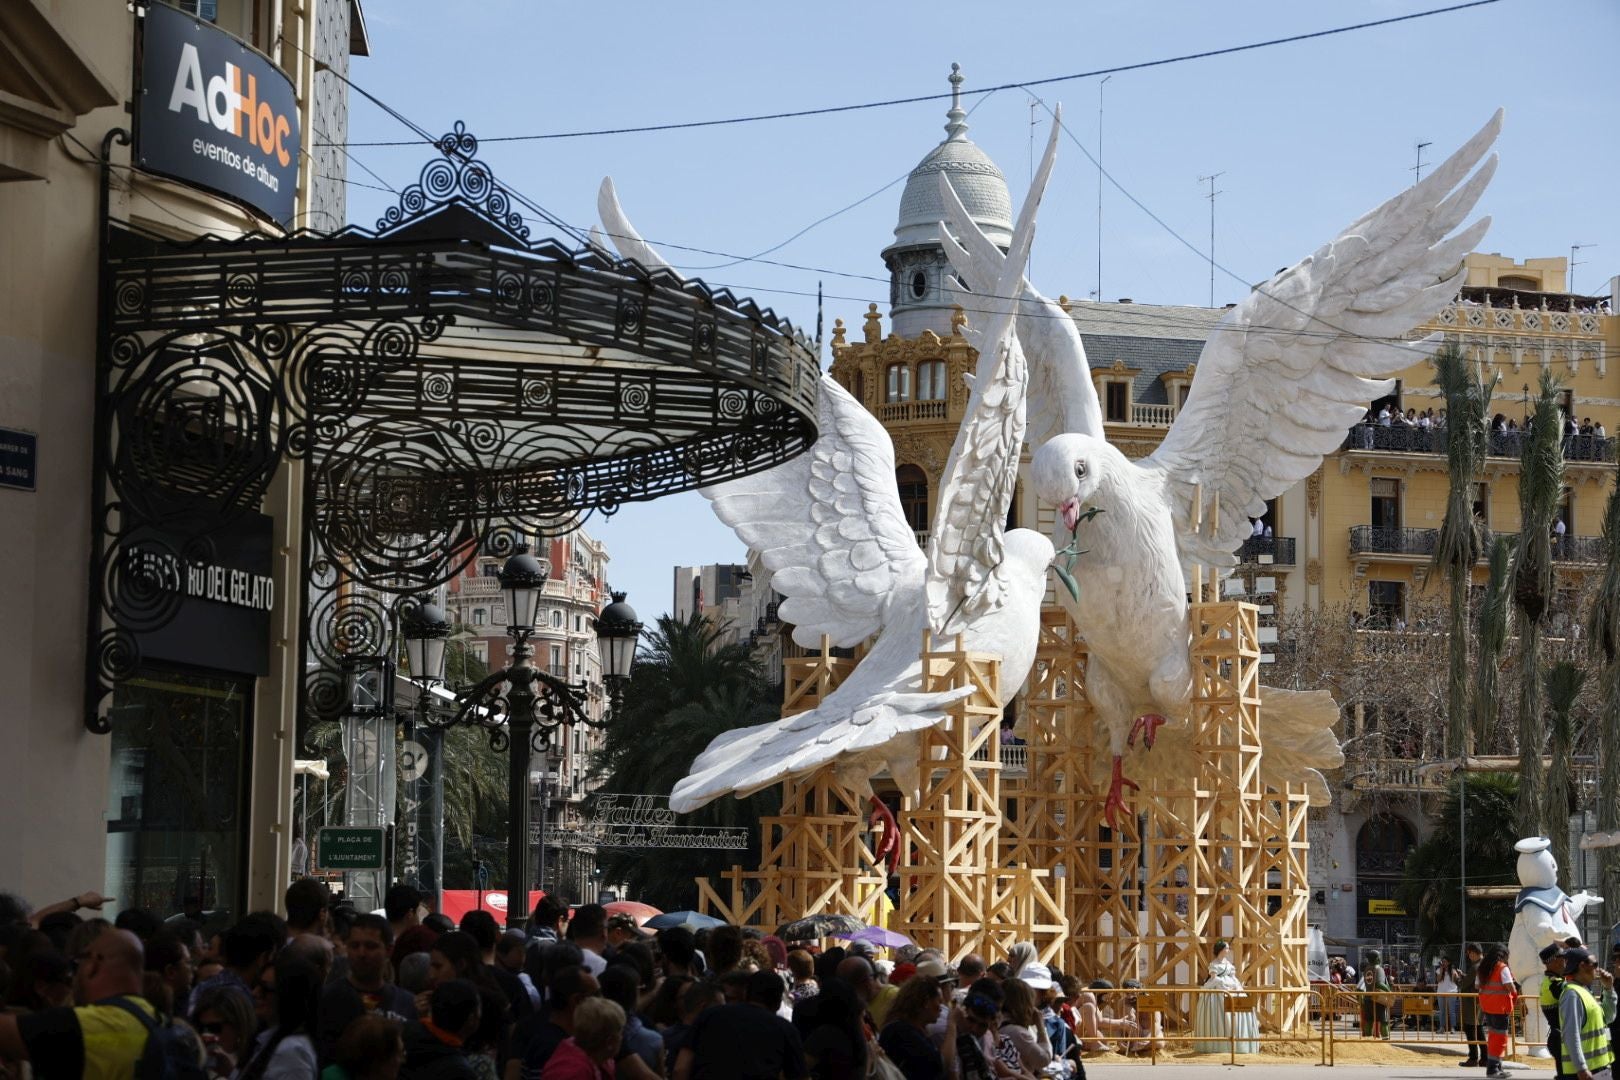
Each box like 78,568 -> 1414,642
458,575 -> 502,595
1237,536 -> 1296,566
1348,525 -> 1438,558
1350,525 -> 1605,565
876,398 -> 948,423
1127,402 -> 1174,427
1342,423 -> 1614,463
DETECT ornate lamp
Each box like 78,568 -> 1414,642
402,597 -> 451,687
500,545 -> 549,632
595,591 -> 642,684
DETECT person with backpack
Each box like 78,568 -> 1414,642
0,926 -> 205,1080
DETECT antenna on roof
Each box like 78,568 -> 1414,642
816,281 -> 824,361
1198,172 -> 1224,308
1412,140 -> 1433,185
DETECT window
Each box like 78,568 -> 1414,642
1176,383 -> 1192,412
1104,382 -> 1129,423
917,360 -> 947,401
1370,478 -> 1400,530
885,364 -> 911,403
1367,580 -> 1406,628
472,608 -> 486,626
895,465 -> 929,533
1498,275 -> 1538,291
551,609 -> 563,628
176,0 -> 220,20
910,270 -> 928,299
105,668 -> 251,922
481,561 -> 499,577
574,614 -> 583,632
550,645 -> 563,673
1473,483 -> 1490,524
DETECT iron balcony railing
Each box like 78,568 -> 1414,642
1343,423 -> 1615,463
1349,525 -> 1438,557
1237,536 -> 1296,565
1350,525 -> 1605,564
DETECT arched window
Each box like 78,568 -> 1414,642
917,360 -> 947,401
552,609 -> 563,628
885,364 -> 911,403
1356,815 -> 1415,876
896,465 -> 928,534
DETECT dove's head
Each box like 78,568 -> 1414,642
1033,433 -> 1110,531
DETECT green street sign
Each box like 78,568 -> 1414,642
316,826 -> 387,871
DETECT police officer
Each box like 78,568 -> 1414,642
1543,943 -> 1570,1070
1557,948 -> 1615,1080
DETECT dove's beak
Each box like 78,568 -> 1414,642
1060,497 -> 1082,532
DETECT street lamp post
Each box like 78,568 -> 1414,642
402,597 -> 451,902
423,545 -> 642,924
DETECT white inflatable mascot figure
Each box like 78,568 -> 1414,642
1508,836 -> 1604,1055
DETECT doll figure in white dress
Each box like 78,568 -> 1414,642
1193,940 -> 1260,1054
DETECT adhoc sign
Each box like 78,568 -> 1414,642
316,827 -> 387,871
137,2 -> 299,227
1367,899 -> 1408,916
123,511 -> 276,676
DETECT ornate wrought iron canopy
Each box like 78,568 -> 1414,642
90,123 -> 819,733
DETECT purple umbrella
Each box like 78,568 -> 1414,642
834,925 -> 913,950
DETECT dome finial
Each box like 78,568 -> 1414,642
945,63 -> 968,142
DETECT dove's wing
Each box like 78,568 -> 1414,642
596,177 -> 672,272
926,113 -> 1060,636
705,374 -> 927,648
1141,110 -> 1501,576
1255,685 -> 1346,806
593,182 -> 924,646
936,178 -> 1102,446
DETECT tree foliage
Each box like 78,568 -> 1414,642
1431,344 -> 1496,756
1584,458 -> 1620,908
1396,772 -> 1521,954
1512,370 -> 1565,838
1543,661 -> 1585,889
1475,538 -> 1515,755
588,613 -> 781,908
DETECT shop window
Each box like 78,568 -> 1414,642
918,360 -> 947,401
896,465 -> 929,533
1104,382 -> 1129,423
885,364 -> 911,403
104,668 -> 251,922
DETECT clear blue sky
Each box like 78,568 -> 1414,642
341,0 -> 1619,620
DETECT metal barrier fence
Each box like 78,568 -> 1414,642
1078,987 -> 1524,1066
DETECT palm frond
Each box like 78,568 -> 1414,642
1474,537 -> 1514,753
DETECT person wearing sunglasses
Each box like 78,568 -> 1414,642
193,983 -> 256,1078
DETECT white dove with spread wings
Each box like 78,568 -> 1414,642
940,110 -> 1503,824
595,116 -> 1066,811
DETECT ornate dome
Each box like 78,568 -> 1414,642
885,65 -> 1012,253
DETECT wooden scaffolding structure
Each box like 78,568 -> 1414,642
695,637 -> 888,928
1008,573 -> 1311,1029
897,635 -> 1068,963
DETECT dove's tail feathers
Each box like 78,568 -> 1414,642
1257,684 -> 1345,807
668,686 -> 976,813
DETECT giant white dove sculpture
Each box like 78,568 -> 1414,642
595,116 -> 1067,811
938,110 -> 1503,825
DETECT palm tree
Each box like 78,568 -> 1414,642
1584,457 -> 1620,907
1474,538 -> 1515,754
1431,344 -> 1496,757
1542,662 -> 1585,888
589,612 -> 782,907
1511,370 -> 1565,839
1397,772 -> 1521,954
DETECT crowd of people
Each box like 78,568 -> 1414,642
1346,402 -> 1612,463
0,885 -> 1185,1080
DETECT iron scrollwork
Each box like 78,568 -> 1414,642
89,123 -> 819,738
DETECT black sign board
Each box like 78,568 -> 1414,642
136,2 -> 300,227
0,428 -> 36,491
124,511 -> 276,676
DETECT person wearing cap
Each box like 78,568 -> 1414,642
1557,947 -> 1615,1080
1543,943 -> 1571,1070
603,914 -> 648,956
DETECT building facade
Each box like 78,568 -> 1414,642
817,71 -> 1620,950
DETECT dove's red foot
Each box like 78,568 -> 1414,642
1104,754 -> 1139,829
1127,713 -> 1168,749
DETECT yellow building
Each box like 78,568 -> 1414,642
827,75 -> 1619,947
